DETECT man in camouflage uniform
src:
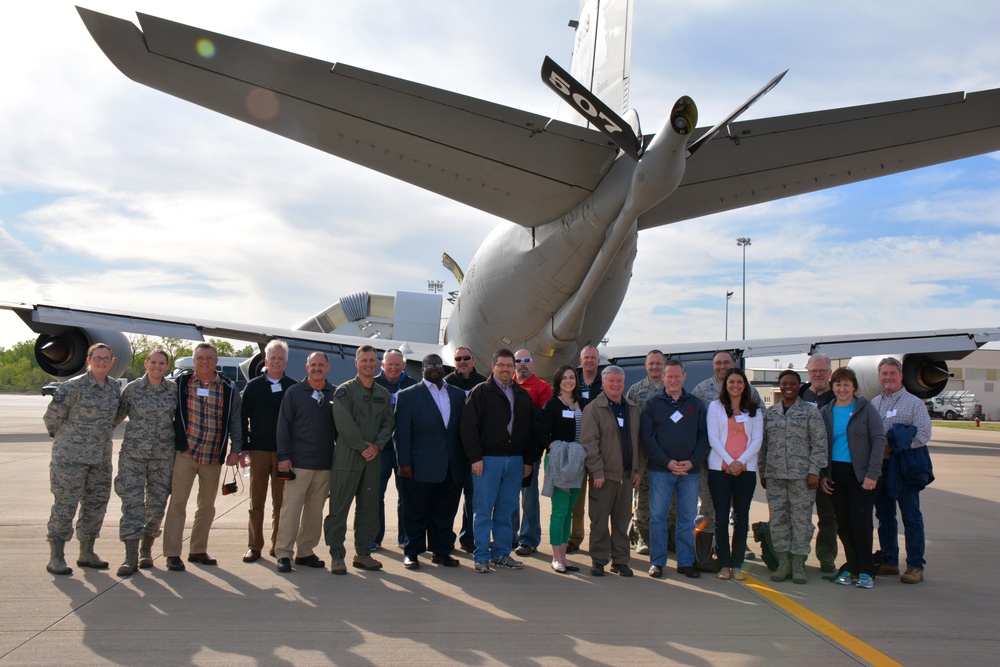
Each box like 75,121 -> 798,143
626,349 -> 665,555
760,370 -> 827,584
113,349 -> 178,575
43,343 -> 121,575
692,351 -> 763,527
324,345 -> 394,574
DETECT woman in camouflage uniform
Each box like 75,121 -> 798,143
113,350 -> 178,576
43,343 -> 121,575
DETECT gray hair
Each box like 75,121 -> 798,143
806,352 -> 832,369
601,365 -> 625,379
264,339 -> 289,357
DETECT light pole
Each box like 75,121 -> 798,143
736,237 -> 751,340
725,291 -> 734,341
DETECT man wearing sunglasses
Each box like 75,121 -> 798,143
444,346 -> 487,552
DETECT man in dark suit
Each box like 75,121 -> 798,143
394,354 -> 468,569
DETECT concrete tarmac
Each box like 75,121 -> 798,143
2,394 -> 998,666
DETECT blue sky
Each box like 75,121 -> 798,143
2,1 -> 999,364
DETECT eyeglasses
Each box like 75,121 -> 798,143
454,355 -> 472,362
423,363 -> 444,369
809,368 -> 832,374
515,357 -> 532,364
89,355 -> 113,363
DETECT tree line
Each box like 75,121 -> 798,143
0,335 -> 256,391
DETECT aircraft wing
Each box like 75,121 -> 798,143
77,8 -> 617,228
638,89 -> 1000,230
1,300 -> 444,373
603,327 -> 1000,362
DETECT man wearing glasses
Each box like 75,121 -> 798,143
444,346 -> 487,552
43,343 -> 121,575
163,343 -> 243,571
798,353 -> 839,576
512,349 -> 551,557
461,349 -> 535,573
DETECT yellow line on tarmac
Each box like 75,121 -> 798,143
742,574 -> 902,667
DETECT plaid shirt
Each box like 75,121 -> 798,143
185,374 -> 225,464
871,387 -> 932,449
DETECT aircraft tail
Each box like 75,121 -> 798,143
559,0 -> 634,126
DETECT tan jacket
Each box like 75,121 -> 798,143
580,392 -> 645,483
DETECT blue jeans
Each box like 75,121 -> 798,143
649,469 -> 699,568
374,445 -> 407,549
875,469 -> 925,570
510,461 -> 541,548
472,456 -> 523,562
707,469 -> 757,569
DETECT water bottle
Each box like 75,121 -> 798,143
241,450 -> 251,478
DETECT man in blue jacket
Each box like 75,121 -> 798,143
394,354 -> 467,569
640,359 -> 709,578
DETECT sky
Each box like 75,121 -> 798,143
2,0 -> 1000,367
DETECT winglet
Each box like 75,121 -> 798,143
686,69 -> 788,157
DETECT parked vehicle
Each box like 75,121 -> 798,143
925,391 -> 977,420
41,381 -> 62,397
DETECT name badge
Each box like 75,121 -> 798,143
196,388 -> 210,397
271,384 -> 283,393
391,393 -> 398,405
617,417 -> 625,427
311,390 -> 323,401
464,389 -> 471,396
886,409 -> 897,418
670,411 -> 682,423
562,409 -> 575,418
805,401 -> 817,408
735,414 -> 748,423
582,390 -> 590,399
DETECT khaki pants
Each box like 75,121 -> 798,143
275,468 -> 331,560
247,450 -> 284,552
162,451 -> 223,557
587,471 -> 633,567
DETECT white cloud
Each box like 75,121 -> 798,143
2,0 -> 1000,369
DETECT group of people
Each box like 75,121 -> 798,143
42,341 -> 931,589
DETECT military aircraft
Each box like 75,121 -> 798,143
4,0 -> 1000,396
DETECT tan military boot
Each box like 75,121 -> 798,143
46,540 -> 73,575
138,535 -> 156,569
117,540 -> 139,577
791,554 -> 807,584
352,553 -> 383,571
77,539 -> 109,569
770,552 -> 791,582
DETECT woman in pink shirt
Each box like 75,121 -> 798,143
706,369 -> 764,580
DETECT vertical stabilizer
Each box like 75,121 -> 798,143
559,0 -> 633,126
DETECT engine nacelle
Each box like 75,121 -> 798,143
35,328 -> 131,379
849,354 -> 951,400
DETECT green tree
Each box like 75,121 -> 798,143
0,340 -> 49,389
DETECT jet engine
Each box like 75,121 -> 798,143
849,354 -> 951,400
34,328 -> 131,379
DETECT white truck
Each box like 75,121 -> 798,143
925,391 -> 977,420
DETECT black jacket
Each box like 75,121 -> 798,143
461,376 -> 536,464
240,374 -> 298,452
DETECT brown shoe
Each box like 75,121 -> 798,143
242,549 -> 261,563
352,554 -> 383,571
878,563 -> 900,576
900,567 -> 924,584
187,553 -> 218,566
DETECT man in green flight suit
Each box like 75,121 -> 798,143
324,345 -> 395,574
